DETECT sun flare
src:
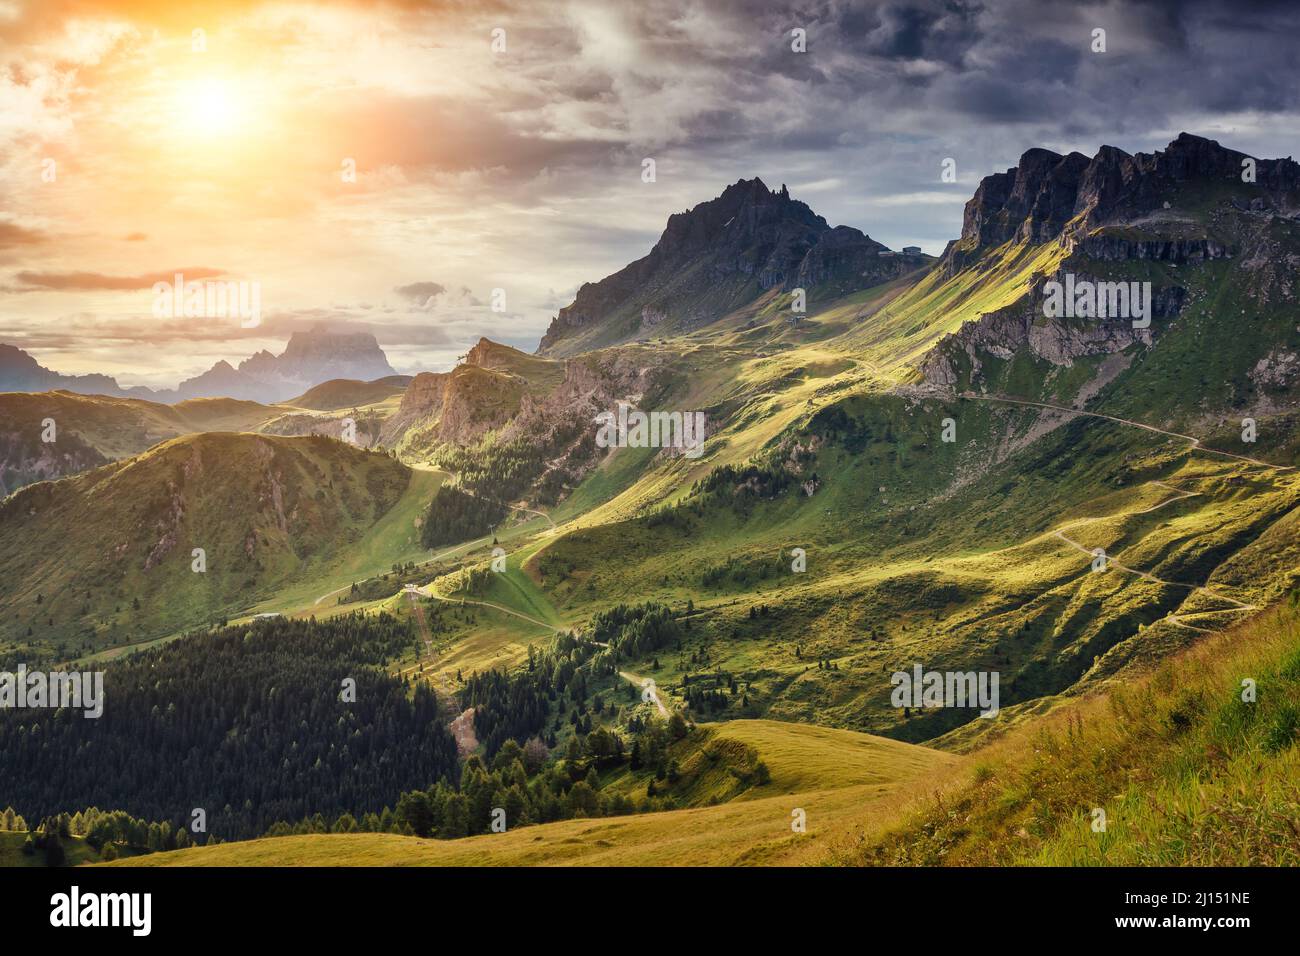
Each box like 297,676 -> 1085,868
173,75 -> 246,137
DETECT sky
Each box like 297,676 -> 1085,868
2,0 -> 1299,387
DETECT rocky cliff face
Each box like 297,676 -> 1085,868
538,178 -> 923,355
0,427 -> 107,497
380,337 -> 666,505
961,148 -> 1092,248
953,133 -> 1300,256
918,271 -> 1181,389
920,134 -> 1300,398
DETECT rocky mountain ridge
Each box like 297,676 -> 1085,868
948,133 -> 1300,267
538,177 -> 928,356
919,134 -> 1300,411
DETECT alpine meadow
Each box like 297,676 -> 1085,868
2,0 -> 1298,937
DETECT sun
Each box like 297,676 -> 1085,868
173,75 -> 247,138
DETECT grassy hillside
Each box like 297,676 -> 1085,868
515,376 -> 1299,743
834,598 -> 1300,866
286,376 -> 411,411
0,831 -> 102,867
109,597 -> 1300,867
13,146 -> 1300,871
109,719 -> 959,866
0,433 -> 411,661
0,390 -> 276,494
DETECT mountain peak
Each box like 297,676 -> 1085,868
538,178 -> 905,356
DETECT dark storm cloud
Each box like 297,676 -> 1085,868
488,0 -> 1300,259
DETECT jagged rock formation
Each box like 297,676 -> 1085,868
920,134 -> 1300,400
919,271 -> 1181,389
175,328 -> 396,403
379,371 -> 450,448
953,133 -> 1300,256
381,337 -> 665,505
538,178 -> 927,355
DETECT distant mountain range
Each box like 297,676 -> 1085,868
0,327 -> 397,404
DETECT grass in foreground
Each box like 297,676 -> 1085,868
831,597 -> 1300,866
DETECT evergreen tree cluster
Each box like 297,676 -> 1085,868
0,613 -> 459,842
588,603 -> 684,673
420,484 -> 508,548
431,419 -> 588,509
465,604 -> 683,760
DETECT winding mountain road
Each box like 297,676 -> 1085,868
960,390 -> 1284,632
411,583 -> 557,631
961,391 -> 1295,472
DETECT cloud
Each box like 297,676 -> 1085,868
393,280 -> 446,303
12,267 -> 227,291
0,219 -> 46,248
6,0 -> 1300,377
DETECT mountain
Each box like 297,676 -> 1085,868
0,432 -> 411,656
380,337 -> 662,506
9,133 -> 1300,870
491,133 -> 1300,746
174,329 -> 398,403
0,344 -> 154,400
913,133 -> 1300,423
537,177 -> 930,356
0,328 -> 399,405
0,391 -> 276,496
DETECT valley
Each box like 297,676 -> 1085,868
4,132 -> 1300,869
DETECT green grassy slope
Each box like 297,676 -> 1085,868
109,719 -> 959,867
0,433 -> 411,660
835,599 -> 1300,866
285,377 -> 411,411
0,831 -> 103,867
0,390 -> 277,494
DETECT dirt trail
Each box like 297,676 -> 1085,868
1045,479 -> 1258,632
620,670 -> 668,717
413,584 -> 557,631
962,392 -> 1295,472
954,392 -> 1293,633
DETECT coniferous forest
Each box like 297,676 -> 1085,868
0,614 -> 459,842
0,602 -> 712,849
